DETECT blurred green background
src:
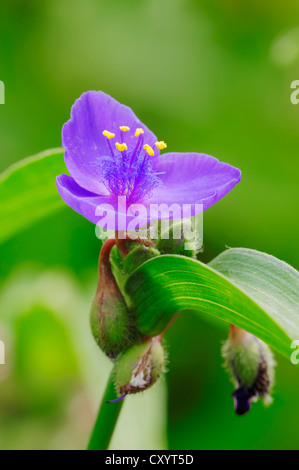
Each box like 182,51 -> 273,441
0,0 -> 299,450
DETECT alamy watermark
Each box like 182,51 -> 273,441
290,340 -> 299,365
0,340 -> 5,365
290,80 -> 299,104
94,197 -> 204,252
0,80 -> 4,104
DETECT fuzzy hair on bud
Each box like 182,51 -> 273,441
222,325 -> 275,416
90,239 -> 134,359
115,337 -> 165,395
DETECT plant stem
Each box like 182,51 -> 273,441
87,368 -> 124,450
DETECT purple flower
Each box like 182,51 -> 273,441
57,91 -> 241,230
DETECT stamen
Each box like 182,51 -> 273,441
155,141 -> 167,150
129,133 -> 144,167
115,142 -> 128,152
99,127 -> 162,203
106,393 -> 127,404
143,144 -> 155,157
103,130 -> 115,139
135,128 -> 144,137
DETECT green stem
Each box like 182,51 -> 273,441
87,368 -> 124,450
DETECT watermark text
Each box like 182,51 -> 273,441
94,197 -> 203,252
291,340 -> 299,365
0,81 -> 4,105
290,80 -> 299,104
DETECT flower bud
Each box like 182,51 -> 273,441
90,239 -> 133,359
123,244 -> 160,276
109,237 -> 160,294
156,220 -> 198,258
116,336 -> 165,395
222,325 -> 275,416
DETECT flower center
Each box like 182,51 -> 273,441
99,126 -> 167,203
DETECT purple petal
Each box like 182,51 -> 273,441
57,152 -> 241,229
147,152 -> 241,214
233,388 -> 253,416
62,91 -> 159,194
56,174 -> 151,230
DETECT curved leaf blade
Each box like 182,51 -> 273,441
0,148 -> 65,243
209,248 -> 299,344
125,252 -> 299,360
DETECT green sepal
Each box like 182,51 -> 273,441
115,337 -> 165,395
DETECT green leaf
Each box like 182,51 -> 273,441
209,248 -> 299,344
125,249 -> 299,360
0,148 -> 65,243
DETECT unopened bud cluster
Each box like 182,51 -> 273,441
90,237 -> 166,396
90,236 -> 276,413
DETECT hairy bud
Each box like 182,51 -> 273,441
222,325 -> 275,416
123,244 -> 160,275
90,239 -> 133,359
156,220 -> 198,258
116,336 -> 165,395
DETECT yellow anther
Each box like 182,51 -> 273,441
120,126 -> 130,132
143,144 -> 155,157
115,142 -> 128,152
135,128 -> 144,137
155,141 -> 167,150
103,130 -> 115,139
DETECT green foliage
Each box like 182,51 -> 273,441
209,248 -> 299,347
0,149 -> 65,244
125,249 -> 299,360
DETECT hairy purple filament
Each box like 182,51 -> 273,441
98,131 -> 162,203
106,393 -> 127,404
129,134 -> 143,167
